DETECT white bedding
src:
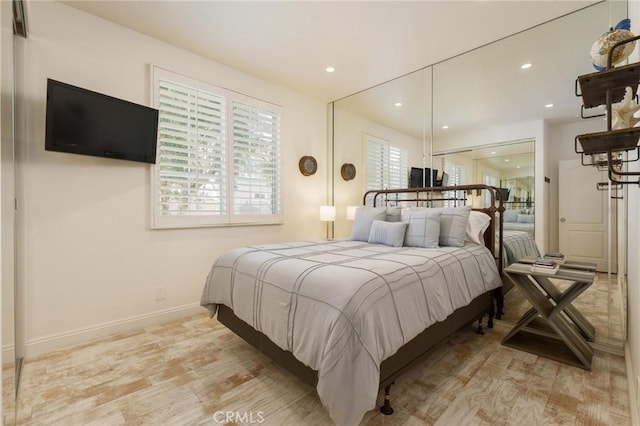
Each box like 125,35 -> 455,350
200,240 -> 502,425
503,221 -> 534,237
502,230 -> 540,265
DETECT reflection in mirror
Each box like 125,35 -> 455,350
433,139 -> 534,217
331,0 -> 627,349
332,67 -> 432,239
430,0 -> 625,348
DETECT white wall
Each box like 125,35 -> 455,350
626,1 -> 640,423
0,0 -> 14,358
0,0 -> 12,422
14,1 -> 328,356
627,158 -> 639,424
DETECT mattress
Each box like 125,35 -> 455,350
201,239 -> 502,425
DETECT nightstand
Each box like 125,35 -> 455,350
501,262 -> 596,370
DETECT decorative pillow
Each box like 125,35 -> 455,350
385,206 -> 402,222
439,205 -> 472,247
503,209 -> 519,223
517,214 -> 535,224
401,208 -> 441,248
368,220 -> 407,248
466,211 -> 491,245
350,207 -> 387,241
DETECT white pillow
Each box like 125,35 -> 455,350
438,205 -> 472,247
466,211 -> 491,245
350,207 -> 387,241
401,208 -> 441,248
368,220 -> 407,247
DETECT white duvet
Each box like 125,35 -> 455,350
201,240 -> 502,425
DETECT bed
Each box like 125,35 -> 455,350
200,185 -> 504,425
503,229 -> 539,266
497,229 -> 540,316
502,209 -> 535,237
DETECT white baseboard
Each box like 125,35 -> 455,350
2,345 -> 15,368
626,342 -> 639,426
25,303 -> 203,358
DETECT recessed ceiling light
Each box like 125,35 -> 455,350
325,66 -> 335,73
442,125 -> 449,129
516,165 -> 521,169
521,63 -> 532,70
504,159 -> 510,162
491,151 -> 496,155
394,102 -> 402,107
545,103 -> 554,108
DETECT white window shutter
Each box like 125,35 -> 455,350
365,135 -> 408,191
152,67 -> 282,228
443,159 -> 466,207
231,96 -> 281,222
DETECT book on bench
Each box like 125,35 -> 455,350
531,257 -> 560,275
543,252 -> 565,264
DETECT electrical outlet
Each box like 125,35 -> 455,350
155,287 -> 167,301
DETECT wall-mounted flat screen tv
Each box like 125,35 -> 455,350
409,167 -> 438,188
45,79 -> 159,164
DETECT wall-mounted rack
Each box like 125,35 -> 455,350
575,35 -> 640,185
580,150 -> 630,169
596,181 -> 623,199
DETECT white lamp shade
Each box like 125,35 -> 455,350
346,206 -> 358,220
320,205 -> 336,221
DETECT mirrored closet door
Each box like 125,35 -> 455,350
330,0 -> 628,350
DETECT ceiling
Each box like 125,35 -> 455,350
61,0 -> 601,103
333,0 -> 616,142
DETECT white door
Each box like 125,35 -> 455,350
558,159 -> 616,272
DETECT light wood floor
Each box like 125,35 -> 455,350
8,311 -> 631,425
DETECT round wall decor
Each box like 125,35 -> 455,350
299,156 -> 318,176
341,163 -> 356,181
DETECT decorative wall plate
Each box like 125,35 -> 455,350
299,156 -> 318,176
341,163 -> 356,181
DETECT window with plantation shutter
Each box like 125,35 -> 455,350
365,134 -> 408,199
231,97 -> 281,218
483,173 -> 499,208
152,67 -> 282,228
443,159 -> 466,207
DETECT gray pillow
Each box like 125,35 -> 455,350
503,209 -> 519,223
385,206 -> 402,222
438,205 -> 472,247
368,220 -> 407,247
402,208 -> 441,248
517,214 -> 535,223
351,207 -> 387,241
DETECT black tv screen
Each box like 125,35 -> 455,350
409,167 -> 423,188
45,79 -> 159,164
409,167 -> 439,188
